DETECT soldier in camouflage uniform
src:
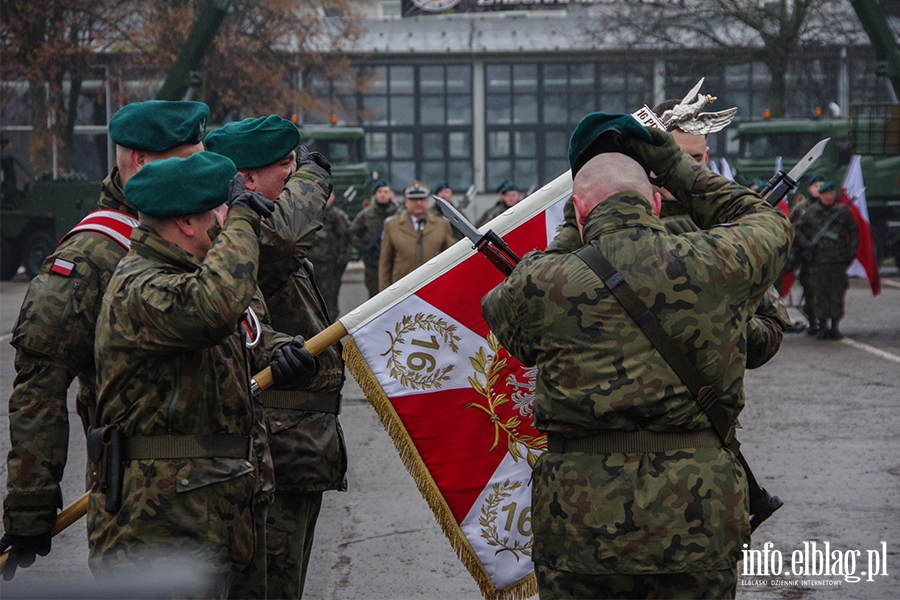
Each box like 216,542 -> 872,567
482,114 -> 792,599
1,100 -> 209,580
308,192 -> 352,320
206,115 -> 347,599
90,152 -> 317,597
351,179 -> 398,298
793,181 -> 858,340
790,174 -> 825,333
476,179 -> 522,227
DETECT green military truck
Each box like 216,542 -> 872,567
734,103 -> 900,264
298,125 -> 371,219
0,154 -> 98,280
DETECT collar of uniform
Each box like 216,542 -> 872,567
581,190 -> 666,244
98,167 -> 138,217
376,201 -> 397,215
131,223 -> 203,272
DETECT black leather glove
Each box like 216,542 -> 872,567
227,173 -> 275,218
0,531 -> 51,580
270,336 -> 318,390
297,145 -> 332,175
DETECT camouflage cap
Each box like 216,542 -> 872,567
371,178 -> 391,195
819,181 -> 837,193
404,181 -> 430,199
204,115 -> 300,170
125,152 -> 236,218
109,100 -> 209,152
568,112 -> 653,176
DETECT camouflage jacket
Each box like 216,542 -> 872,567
794,201 -> 858,265
308,203 -> 352,269
4,169 -> 135,536
482,168 -> 792,575
476,200 -> 508,228
256,164 -> 348,493
91,206 -> 286,570
351,201 -> 398,266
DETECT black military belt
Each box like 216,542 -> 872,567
547,429 -> 722,454
124,435 -> 251,460
259,389 -> 341,413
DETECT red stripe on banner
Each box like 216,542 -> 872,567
392,387 -> 510,524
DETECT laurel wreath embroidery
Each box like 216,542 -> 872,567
381,313 -> 461,390
479,480 -> 532,559
466,333 -> 546,467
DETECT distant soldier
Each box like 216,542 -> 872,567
89,152 -> 316,597
476,179 -> 522,227
790,174 -> 825,332
206,115 -> 347,599
793,181 -> 858,340
351,179 -> 398,297
378,181 -> 455,291
309,192 -> 352,320
429,180 -> 464,242
1,100 -> 208,580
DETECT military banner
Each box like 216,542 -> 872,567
340,172 -> 570,600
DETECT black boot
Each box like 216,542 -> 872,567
807,318 -> 820,335
828,319 -> 843,340
817,320 -> 830,340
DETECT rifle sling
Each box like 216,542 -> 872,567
573,244 -> 767,494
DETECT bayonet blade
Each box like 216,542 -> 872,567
433,195 -> 482,245
785,138 -> 830,183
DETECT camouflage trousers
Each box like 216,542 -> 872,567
315,262 -> 348,321
225,495 -> 271,599
798,263 -> 815,320
363,262 -> 379,298
265,491 -> 324,600
806,262 -> 849,320
535,564 -> 737,600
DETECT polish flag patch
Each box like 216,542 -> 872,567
50,258 -> 75,277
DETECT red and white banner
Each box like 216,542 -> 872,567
841,155 -> 881,296
340,173 -> 571,599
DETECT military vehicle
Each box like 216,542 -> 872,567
0,153 -> 98,280
298,125 -> 371,219
734,104 -> 900,264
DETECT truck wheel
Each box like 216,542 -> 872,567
22,230 -> 57,279
0,236 -> 20,280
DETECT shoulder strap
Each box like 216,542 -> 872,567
573,244 -> 740,454
60,209 -> 139,251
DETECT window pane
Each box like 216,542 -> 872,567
421,96 -> 445,125
448,131 -> 469,158
570,64 -> 594,93
544,64 -> 568,92
513,64 -> 538,93
446,65 -> 471,94
486,94 -> 512,125
366,132 -> 389,159
422,132 -> 444,159
447,160 -> 473,189
446,96 -> 472,125
366,66 -> 388,94
486,64 -> 511,93
569,93 -> 593,122
546,158 -> 569,179
391,161 -> 416,187
392,132 -> 414,158
599,93 -> 625,113
545,131 -> 570,156
390,66 -> 414,94
487,160 -> 512,188
513,95 -> 537,124
421,161 -> 446,185
515,131 -> 536,157
488,131 -> 510,157
390,96 -> 415,125
544,94 -> 568,124
362,96 -> 387,125
420,66 -> 444,93
599,69 -> 625,92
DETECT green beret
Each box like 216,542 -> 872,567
810,174 -> 825,184
499,180 -> 519,194
371,179 -> 391,195
819,181 -> 837,193
432,180 -> 451,193
204,115 -> 300,170
109,101 -> 209,152
495,178 -> 513,193
125,152 -> 236,218
568,112 -> 654,176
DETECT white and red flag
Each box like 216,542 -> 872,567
339,173 -> 571,600
841,155 -> 881,296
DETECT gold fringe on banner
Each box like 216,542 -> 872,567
343,339 -> 538,600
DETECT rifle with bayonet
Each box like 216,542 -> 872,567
758,139 -> 831,207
